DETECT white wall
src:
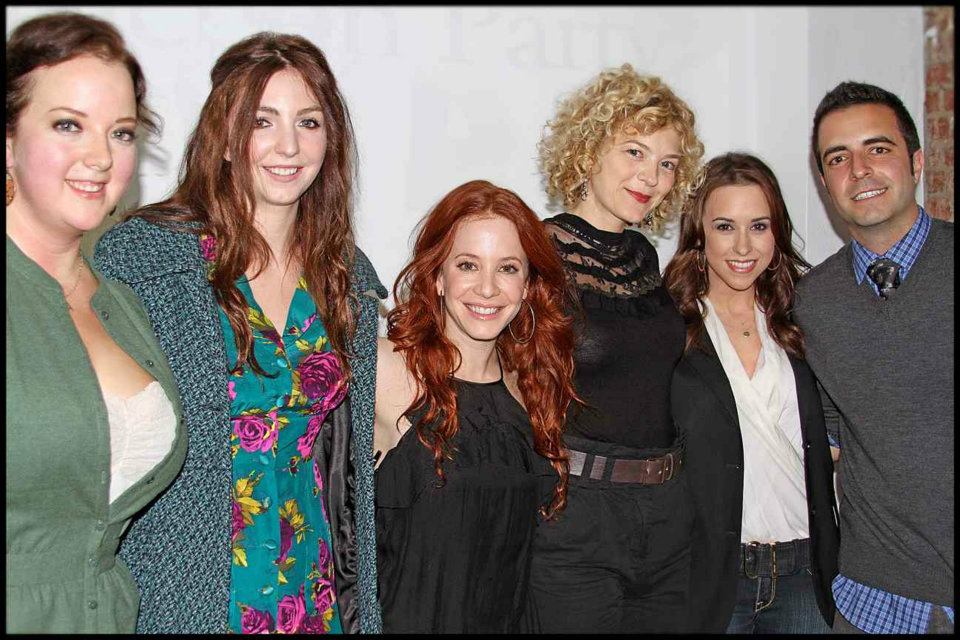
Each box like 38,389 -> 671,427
6,6 -> 924,294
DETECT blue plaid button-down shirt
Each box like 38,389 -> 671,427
851,204 -> 931,295
832,205 -> 954,633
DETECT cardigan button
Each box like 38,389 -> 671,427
95,519 -> 105,530
88,556 -> 97,567
88,600 -> 98,610
100,310 -> 109,320
145,359 -> 155,367
145,476 -> 155,485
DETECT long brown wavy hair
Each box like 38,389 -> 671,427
387,180 -> 581,518
663,152 -> 811,357
133,32 -> 357,378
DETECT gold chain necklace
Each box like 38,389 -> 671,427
63,259 -> 86,311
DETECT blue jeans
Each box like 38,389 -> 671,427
726,540 -> 831,634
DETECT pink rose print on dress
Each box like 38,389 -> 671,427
297,413 -> 325,460
312,457 -> 325,494
277,517 -> 294,566
276,585 -> 307,634
299,312 -> 317,335
317,538 -> 332,571
313,582 -> 336,617
228,380 -> 237,401
199,234 -> 217,262
299,613 -> 329,634
297,352 -> 347,410
231,500 -> 245,541
232,412 -> 278,453
240,605 -> 273,633
313,539 -> 336,612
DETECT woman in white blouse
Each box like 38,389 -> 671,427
663,152 -> 839,633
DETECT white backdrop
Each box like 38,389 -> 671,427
6,6 -> 925,300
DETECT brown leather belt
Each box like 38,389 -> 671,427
566,447 -> 683,484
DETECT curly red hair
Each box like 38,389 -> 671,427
387,180 -> 580,518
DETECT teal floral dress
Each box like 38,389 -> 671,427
206,238 -> 344,634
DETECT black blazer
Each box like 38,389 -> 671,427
672,333 -> 839,632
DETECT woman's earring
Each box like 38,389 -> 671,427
508,299 -> 536,344
6,170 -> 15,206
578,182 -> 589,201
695,250 -> 706,273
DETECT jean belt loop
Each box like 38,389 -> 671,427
743,542 -> 760,579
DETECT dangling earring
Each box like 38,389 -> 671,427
509,299 -> 536,344
695,250 -> 706,273
6,170 -> 15,206
767,250 -> 782,272
643,211 -> 654,227
578,181 -> 589,201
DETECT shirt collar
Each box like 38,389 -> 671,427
851,204 -> 930,287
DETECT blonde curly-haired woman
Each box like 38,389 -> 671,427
527,64 -> 704,633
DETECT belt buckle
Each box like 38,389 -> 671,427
661,452 -> 674,483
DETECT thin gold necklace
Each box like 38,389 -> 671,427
63,259 -> 85,311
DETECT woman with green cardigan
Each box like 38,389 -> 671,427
5,13 -> 186,633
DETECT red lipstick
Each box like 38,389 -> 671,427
626,189 -> 651,204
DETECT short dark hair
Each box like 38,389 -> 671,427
6,12 -> 160,138
811,81 -> 920,175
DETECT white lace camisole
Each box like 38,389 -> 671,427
103,380 -> 177,503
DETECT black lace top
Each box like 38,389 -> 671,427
545,213 -> 685,450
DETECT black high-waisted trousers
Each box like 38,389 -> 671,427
526,437 -> 694,633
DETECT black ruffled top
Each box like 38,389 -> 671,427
545,213 -> 686,450
375,378 -> 556,633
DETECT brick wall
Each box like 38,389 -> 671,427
924,6 -> 954,222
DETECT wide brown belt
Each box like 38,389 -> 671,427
566,447 -> 683,484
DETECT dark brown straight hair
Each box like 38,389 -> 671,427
663,152 -> 811,358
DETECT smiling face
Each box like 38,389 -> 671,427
703,184 -> 776,299
5,54 -> 138,239
246,68 -> 327,218
817,103 -> 923,250
577,125 -> 682,233
435,214 -> 530,349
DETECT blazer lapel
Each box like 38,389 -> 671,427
685,332 -> 740,425
789,355 -> 818,436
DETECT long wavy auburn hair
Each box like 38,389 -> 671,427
387,180 -> 581,518
663,153 -> 811,358
134,32 -> 357,378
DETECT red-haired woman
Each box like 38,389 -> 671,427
373,180 -> 579,633
94,33 -> 386,633
664,153 -> 838,633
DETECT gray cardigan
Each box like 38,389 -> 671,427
95,216 -> 386,633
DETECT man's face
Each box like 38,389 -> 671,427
816,103 -> 923,242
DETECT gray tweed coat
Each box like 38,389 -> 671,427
95,216 -> 386,634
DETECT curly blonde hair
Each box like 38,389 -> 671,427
539,64 -> 704,231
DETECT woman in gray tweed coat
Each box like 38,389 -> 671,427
94,33 -> 384,633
